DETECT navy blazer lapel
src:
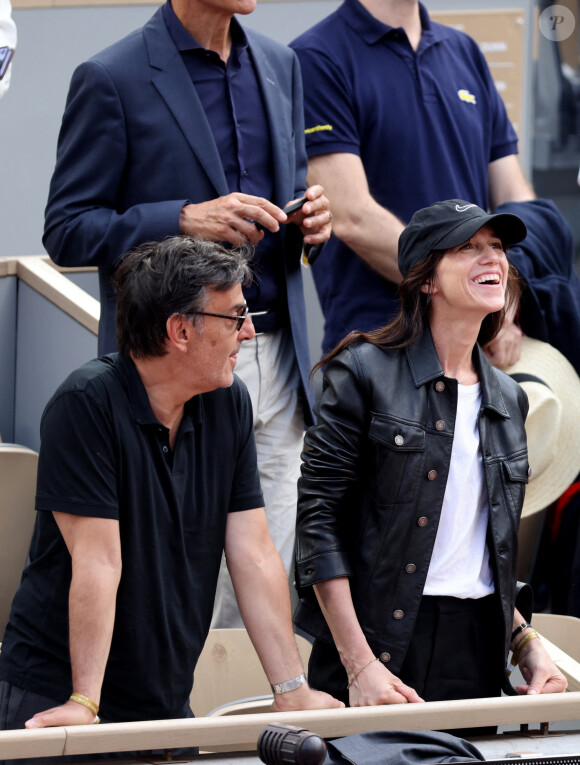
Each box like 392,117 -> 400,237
143,8 -> 229,196
248,33 -> 291,206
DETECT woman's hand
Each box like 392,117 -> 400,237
515,638 -> 568,695
348,659 -> 424,706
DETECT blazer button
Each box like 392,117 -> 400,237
427,469 -> 437,480
380,652 -> 391,663
393,609 -> 404,619
417,516 -> 428,527
405,563 -> 416,573
435,381 -> 445,392
435,420 -> 445,431
394,434 -> 404,446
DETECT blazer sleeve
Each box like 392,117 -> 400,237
43,59 -> 186,269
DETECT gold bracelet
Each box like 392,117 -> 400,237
69,692 -> 99,717
512,630 -> 540,664
347,657 -> 379,689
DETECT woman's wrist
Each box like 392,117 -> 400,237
511,624 -> 535,653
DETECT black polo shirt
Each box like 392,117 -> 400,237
0,353 -> 263,722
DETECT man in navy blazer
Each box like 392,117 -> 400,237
44,0 -> 332,626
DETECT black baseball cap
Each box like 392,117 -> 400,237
398,199 -> 527,277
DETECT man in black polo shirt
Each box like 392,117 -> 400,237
0,237 -> 342,730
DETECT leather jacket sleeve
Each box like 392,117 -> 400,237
296,347 -> 367,589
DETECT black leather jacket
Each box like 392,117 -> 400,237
295,328 -> 532,694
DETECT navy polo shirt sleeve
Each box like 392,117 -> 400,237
35,388 -> 119,520
227,376 -> 264,512
292,43 -> 361,158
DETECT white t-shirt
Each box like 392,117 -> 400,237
423,382 -> 495,598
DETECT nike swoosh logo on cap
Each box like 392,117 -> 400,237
455,204 -> 477,212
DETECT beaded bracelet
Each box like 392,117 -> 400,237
69,692 -> 99,717
347,657 -> 380,689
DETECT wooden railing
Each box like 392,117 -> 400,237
1,693 -> 580,761
0,256 -> 99,335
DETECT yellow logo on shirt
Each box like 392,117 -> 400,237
305,124 -> 333,134
458,89 -> 477,105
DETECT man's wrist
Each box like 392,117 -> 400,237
271,673 -> 307,694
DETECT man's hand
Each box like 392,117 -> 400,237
484,314 -> 523,368
271,683 -> 344,712
347,659 -> 424,707
179,193 -> 287,246
25,700 -> 98,729
515,639 -> 568,696
286,185 -> 332,245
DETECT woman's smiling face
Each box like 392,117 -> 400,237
424,224 -> 509,319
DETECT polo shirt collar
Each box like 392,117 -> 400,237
115,353 -> 203,428
162,0 -> 248,56
338,0 -> 441,48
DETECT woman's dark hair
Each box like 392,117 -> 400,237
313,248 -> 521,375
114,236 -> 252,359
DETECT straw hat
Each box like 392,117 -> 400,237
504,337 -> 580,516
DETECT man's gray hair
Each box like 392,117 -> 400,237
114,236 -> 253,358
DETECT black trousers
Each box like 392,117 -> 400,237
309,594 -> 503,736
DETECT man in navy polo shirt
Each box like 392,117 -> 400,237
291,0 -> 534,361
0,237 -> 342,732
43,0 -> 333,629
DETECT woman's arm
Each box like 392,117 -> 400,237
314,577 -> 423,706
510,608 -> 567,695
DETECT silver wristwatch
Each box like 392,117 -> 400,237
271,673 -> 307,694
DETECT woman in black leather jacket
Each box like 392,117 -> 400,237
295,200 -> 566,709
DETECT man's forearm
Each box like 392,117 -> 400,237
231,539 -> 305,685
307,152 -> 403,284
68,561 -> 122,704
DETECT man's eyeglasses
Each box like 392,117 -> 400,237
190,304 -> 249,332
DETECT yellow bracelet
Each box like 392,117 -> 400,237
347,657 -> 379,689
69,692 -> 99,717
512,630 -> 540,664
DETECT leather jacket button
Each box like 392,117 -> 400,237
306,568 -> 314,575
435,420 -> 445,431
380,652 -> 391,663
417,516 -> 428,527
427,469 -> 437,480
394,434 -> 404,446
435,381 -> 445,392
405,563 -> 416,573
393,609 -> 404,619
